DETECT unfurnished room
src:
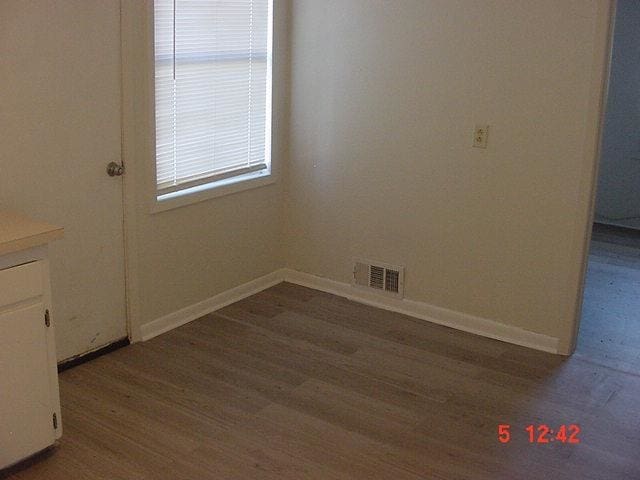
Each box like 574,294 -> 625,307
1,1 -> 639,479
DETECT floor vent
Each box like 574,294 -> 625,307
353,260 -> 405,297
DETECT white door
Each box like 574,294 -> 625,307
0,1 -> 127,361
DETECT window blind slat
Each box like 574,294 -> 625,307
154,0 -> 272,192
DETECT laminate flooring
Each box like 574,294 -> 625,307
4,234 -> 640,479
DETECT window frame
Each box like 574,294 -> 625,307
148,0 -> 277,213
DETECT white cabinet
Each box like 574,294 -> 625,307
0,215 -> 63,470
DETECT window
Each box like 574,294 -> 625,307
154,0 -> 272,200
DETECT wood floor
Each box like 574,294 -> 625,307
4,247 -> 640,479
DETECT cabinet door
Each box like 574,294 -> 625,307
0,302 -> 55,469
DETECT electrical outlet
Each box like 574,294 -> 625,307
473,125 -> 489,149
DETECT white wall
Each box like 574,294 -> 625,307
284,0 -> 611,352
595,0 -> 640,225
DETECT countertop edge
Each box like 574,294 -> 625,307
0,227 -> 64,257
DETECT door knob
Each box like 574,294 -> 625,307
107,162 -> 125,177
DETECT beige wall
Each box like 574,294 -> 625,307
129,187 -> 284,335
284,0 -> 612,351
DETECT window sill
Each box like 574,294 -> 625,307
150,168 -> 275,214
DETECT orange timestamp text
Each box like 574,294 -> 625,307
498,424 -> 581,444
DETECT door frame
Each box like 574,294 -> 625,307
567,0 -> 618,354
119,0 -> 144,343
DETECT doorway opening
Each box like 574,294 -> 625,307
578,0 -> 640,371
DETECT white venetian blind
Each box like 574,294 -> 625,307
154,0 -> 271,195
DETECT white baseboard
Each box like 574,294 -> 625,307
139,270 -> 286,341
139,267 -> 560,354
282,269 -> 560,354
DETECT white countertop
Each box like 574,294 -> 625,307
0,210 -> 64,256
